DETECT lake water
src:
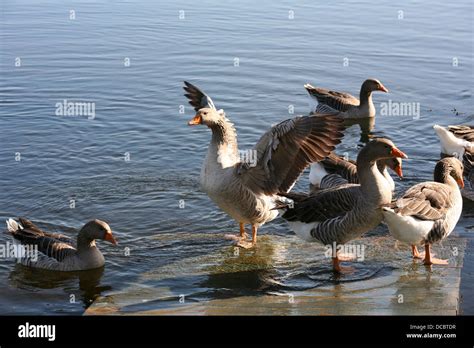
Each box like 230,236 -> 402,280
0,0 -> 472,315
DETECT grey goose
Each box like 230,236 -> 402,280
6,218 -> 117,271
382,157 -> 464,265
279,138 -> 408,272
305,78 -> 388,118
183,81 -> 345,248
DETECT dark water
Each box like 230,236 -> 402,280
0,0 -> 472,314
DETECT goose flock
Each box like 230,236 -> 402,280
4,79 -> 471,274
183,80 -> 470,272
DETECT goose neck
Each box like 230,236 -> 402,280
207,118 -> 239,168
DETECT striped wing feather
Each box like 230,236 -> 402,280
282,186 -> 359,223
392,182 -> 453,220
305,85 -> 359,112
11,218 -> 76,262
238,114 -> 345,195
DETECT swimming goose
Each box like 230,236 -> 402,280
183,81 -> 345,248
382,157 -> 464,265
6,218 -> 117,271
279,138 -> 408,272
309,153 -> 403,192
433,124 -> 474,200
304,79 -> 389,118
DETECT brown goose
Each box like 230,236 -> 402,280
382,157 -> 464,265
433,124 -> 474,200
6,218 -> 117,271
304,79 -> 388,118
309,153 -> 403,192
183,81 -> 345,248
279,138 -> 407,272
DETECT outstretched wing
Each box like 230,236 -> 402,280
237,114 -> 345,195
183,81 -> 216,111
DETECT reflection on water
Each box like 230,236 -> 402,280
344,117 -> 376,143
7,264 -> 109,312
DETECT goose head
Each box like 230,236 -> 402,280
358,138 -> 408,165
188,107 -> 225,127
80,220 -> 117,245
434,157 -> 464,188
361,78 -> 389,95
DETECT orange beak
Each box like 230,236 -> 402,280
379,84 -> 389,93
188,114 -> 202,126
394,165 -> 403,178
456,177 -> 465,188
391,147 -> 408,159
104,232 -> 118,245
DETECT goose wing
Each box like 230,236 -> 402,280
320,153 -> 358,183
448,125 -> 474,143
304,84 -> 359,112
237,114 -> 345,195
392,182 -> 453,220
8,218 -> 76,262
183,81 -> 216,111
282,185 -> 360,223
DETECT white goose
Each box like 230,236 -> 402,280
433,124 -> 474,200
382,157 -> 464,265
183,81 -> 345,248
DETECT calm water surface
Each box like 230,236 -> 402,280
0,0 -> 472,314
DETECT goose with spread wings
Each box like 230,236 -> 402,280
183,81 -> 345,248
